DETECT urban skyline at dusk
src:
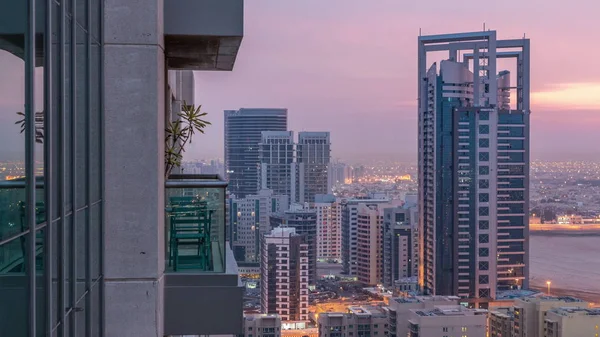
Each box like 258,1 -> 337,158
4,1 -> 600,336
186,0 -> 600,161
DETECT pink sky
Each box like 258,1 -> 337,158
190,0 -> 600,162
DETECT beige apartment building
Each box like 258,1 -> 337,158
318,306 -> 389,337
488,306 -> 514,337
488,296 -> 590,337
544,307 -> 600,337
356,204 -> 386,285
406,305 -> 487,337
243,314 -> 283,337
512,296 -> 588,337
388,295 -> 463,337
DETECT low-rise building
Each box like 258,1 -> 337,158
512,296 -> 588,337
388,296 -> 461,337
243,314 -> 282,337
488,306 -> 514,337
318,306 -> 389,337
544,307 -> 600,337
407,305 -> 487,337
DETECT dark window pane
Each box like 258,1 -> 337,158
479,248 -> 489,257
479,179 -> 489,189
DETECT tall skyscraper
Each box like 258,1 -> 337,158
228,189 -> 289,263
270,207 -> 318,285
417,31 -> 530,302
259,131 -> 296,199
225,108 -> 288,198
296,132 -> 331,203
260,227 -> 309,321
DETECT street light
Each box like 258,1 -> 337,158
546,281 -> 551,295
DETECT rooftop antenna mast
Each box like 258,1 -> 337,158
419,28 -> 422,36
483,22 -> 486,31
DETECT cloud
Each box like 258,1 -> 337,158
532,83 -> 600,110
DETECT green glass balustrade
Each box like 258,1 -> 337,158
165,175 -> 226,272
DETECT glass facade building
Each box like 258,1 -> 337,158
0,0 -> 104,336
224,108 -> 288,199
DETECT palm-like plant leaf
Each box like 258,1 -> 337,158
165,102 -> 211,177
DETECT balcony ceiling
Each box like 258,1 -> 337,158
164,0 -> 244,71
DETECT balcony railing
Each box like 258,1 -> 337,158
0,177 -> 45,274
165,174 -> 227,273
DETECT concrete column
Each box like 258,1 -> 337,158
103,0 -> 165,336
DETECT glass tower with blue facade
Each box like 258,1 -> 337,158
418,31 -> 530,305
224,108 -> 288,199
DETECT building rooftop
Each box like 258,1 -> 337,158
267,227 -> 297,237
496,289 -> 540,300
489,307 -> 515,319
395,276 -> 418,284
519,296 -> 585,303
348,306 -> 388,318
245,314 -> 280,321
393,295 -> 459,304
548,307 -> 600,317
412,305 -> 486,317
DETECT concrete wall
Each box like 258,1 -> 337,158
103,0 -> 166,336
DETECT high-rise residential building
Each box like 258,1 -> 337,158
225,108 -> 288,198
318,306 -> 389,337
270,206 -> 318,285
296,132 -> 331,203
383,206 -> 418,287
341,199 -> 398,276
307,194 -> 342,262
418,31 -> 530,301
260,227 -> 309,321
259,131 -> 296,200
0,1 -> 245,336
243,314 -> 282,337
356,204 -> 386,285
229,189 -> 289,263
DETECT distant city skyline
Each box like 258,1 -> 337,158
181,0 -> 599,162
1,2 -> 599,163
